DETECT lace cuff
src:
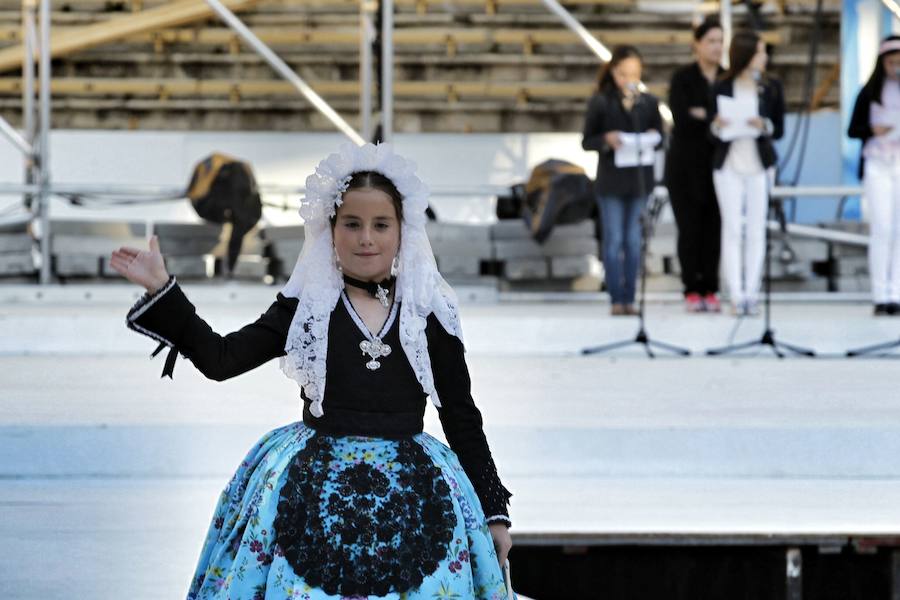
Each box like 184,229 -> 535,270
486,515 -> 512,528
126,275 -> 181,378
126,275 -> 177,346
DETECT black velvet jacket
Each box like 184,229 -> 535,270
582,86 -> 663,198
847,83 -> 878,180
708,76 -> 785,170
125,276 -> 512,525
666,63 -> 724,163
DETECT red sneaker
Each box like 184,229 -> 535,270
685,293 -> 704,313
703,294 -> 722,313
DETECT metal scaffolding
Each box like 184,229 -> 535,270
4,0 -> 369,285
0,0 -> 851,286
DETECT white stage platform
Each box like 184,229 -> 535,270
2,283 -> 900,598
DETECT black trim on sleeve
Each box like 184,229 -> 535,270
126,275 -> 178,346
125,279 -> 299,381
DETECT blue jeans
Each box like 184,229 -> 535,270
598,194 -> 645,305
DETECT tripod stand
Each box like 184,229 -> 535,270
582,194 -> 691,358
846,296 -> 900,357
582,93 -> 690,358
706,195 -> 815,358
847,336 -> 900,357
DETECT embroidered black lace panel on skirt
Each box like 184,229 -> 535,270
273,434 -> 456,596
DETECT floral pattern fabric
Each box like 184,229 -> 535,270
187,422 -> 511,600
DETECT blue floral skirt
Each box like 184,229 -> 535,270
186,421 -> 511,600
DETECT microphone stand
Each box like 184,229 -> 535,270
582,86 -> 690,358
847,336 -> 900,358
846,290 -> 900,358
706,193 -> 815,358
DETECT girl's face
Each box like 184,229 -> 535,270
695,28 -> 724,65
748,40 -> 768,74
332,188 -> 400,282
882,52 -> 900,80
612,56 -> 642,92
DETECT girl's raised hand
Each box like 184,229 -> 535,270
109,234 -> 170,293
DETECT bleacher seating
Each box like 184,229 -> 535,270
0,0 -> 840,132
0,212 -> 874,296
0,1 -> 848,289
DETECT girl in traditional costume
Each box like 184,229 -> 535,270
111,143 -> 513,599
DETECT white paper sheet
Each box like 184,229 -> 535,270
716,94 -> 759,141
870,102 -> 900,142
614,130 -> 662,168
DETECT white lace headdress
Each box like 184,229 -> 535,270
279,142 -> 463,417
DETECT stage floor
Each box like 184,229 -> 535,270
2,284 -> 900,598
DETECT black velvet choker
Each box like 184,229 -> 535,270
343,274 -> 396,306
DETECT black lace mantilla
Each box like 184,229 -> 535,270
274,435 -> 456,596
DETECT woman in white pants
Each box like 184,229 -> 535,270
708,31 -> 785,316
848,35 -> 900,316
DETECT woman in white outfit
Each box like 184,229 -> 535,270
708,31 -> 785,316
848,35 -> 900,316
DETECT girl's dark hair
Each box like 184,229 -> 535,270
595,45 -> 642,93
864,35 -> 900,105
721,30 -> 761,81
694,15 -> 722,42
330,170 -> 404,227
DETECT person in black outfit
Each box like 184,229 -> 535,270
108,145 -> 513,599
582,45 -> 663,316
665,16 -> 725,313
847,35 -> 900,316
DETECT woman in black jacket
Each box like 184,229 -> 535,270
848,35 -> 900,316
665,16 -> 725,313
709,30 -> 785,316
582,45 -> 663,316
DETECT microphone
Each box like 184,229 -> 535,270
751,70 -> 765,96
626,82 -> 644,95
625,82 -> 644,104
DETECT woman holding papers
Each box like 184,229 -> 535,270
709,30 -> 784,317
582,45 -> 663,316
666,16 -> 725,313
848,35 -> 900,316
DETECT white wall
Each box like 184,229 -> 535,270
0,131 -> 599,226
